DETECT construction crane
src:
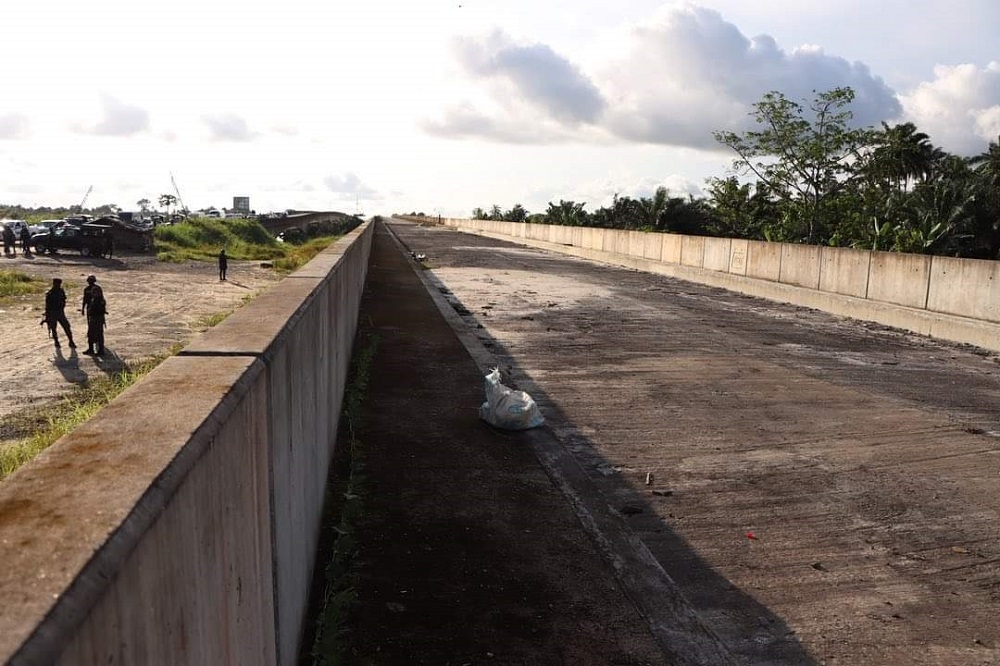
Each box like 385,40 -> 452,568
77,185 -> 93,213
170,172 -> 187,216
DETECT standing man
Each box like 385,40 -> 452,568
20,225 -> 31,256
44,278 -> 76,350
218,248 -> 228,281
2,224 -> 15,257
81,275 -> 107,356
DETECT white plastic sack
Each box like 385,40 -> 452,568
479,367 -> 545,430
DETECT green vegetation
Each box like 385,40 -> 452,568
271,237 -> 338,273
0,349 -> 179,481
153,217 -> 338,272
154,216 -> 284,262
308,332 -> 379,666
0,270 -> 47,301
472,86 -> 1000,259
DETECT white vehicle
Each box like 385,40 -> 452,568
204,209 -> 223,219
1,219 -> 29,236
28,219 -> 62,235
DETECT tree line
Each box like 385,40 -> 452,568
473,87 -> 1000,260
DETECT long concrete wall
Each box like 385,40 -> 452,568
0,221 -> 373,665
406,216 -> 1000,353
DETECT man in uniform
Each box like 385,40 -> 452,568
44,278 -> 76,350
81,275 -> 107,356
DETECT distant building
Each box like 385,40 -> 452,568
233,197 -> 250,214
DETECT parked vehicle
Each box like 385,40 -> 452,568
32,223 -> 113,257
1,219 -> 30,236
94,215 -> 154,253
28,219 -> 63,235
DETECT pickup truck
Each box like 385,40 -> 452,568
32,224 -> 113,257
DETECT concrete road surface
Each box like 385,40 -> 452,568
384,219 -> 1000,666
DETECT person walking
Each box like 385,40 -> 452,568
44,278 -> 76,350
81,275 -> 107,356
218,248 -> 228,281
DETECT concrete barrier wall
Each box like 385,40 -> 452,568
927,255 -> 1000,323
422,216 -> 1000,353
867,251 -> 931,309
0,221 -> 374,665
703,238 -> 733,272
819,247 -> 871,298
778,244 -> 822,290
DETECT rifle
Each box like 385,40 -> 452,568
39,314 -> 53,338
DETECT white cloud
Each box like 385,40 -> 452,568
81,95 -> 151,137
323,173 -> 380,201
0,114 -> 29,140
426,5 -> 901,151
899,62 -> 1000,154
202,114 -> 257,142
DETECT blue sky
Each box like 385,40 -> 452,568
2,1 -> 998,217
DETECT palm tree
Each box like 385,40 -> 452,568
504,204 -> 528,222
636,187 -> 669,230
967,137 -> 1000,257
969,136 -> 1000,188
865,122 -> 943,194
545,200 -> 588,226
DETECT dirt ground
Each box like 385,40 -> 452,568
0,249 -> 283,441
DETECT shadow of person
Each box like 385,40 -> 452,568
226,279 -> 253,290
91,349 -> 125,377
52,347 -> 88,385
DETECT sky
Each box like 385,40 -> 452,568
2,0 -> 999,217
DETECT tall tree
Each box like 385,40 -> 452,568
159,194 -> 177,220
862,122 -> 943,194
504,204 -> 528,222
545,200 -> 588,226
636,187 -> 670,230
713,87 -> 872,243
967,137 -> 1000,257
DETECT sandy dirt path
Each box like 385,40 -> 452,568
0,250 -> 283,439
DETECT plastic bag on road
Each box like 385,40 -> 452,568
479,367 -> 545,430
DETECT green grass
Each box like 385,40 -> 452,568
0,348 -> 180,481
309,331 -> 379,666
272,237 -> 338,273
153,217 -> 337,271
0,270 -> 47,301
154,217 -> 285,263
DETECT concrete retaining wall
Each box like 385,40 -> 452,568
0,221 -> 374,665
418,216 -> 1000,353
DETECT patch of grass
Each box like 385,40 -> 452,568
272,236 -> 338,273
154,217 -> 285,263
0,270 -> 47,301
153,218 -> 339,270
0,348 -> 180,481
191,294 -> 257,331
308,331 -> 379,666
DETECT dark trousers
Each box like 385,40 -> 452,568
48,313 -> 74,346
87,316 -> 105,352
